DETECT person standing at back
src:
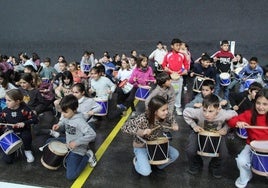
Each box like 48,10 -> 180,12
211,40 -> 235,100
162,38 -> 189,115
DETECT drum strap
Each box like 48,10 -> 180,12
137,135 -> 147,144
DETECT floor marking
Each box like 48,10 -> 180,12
71,100 -> 139,188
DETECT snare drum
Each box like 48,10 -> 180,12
236,128 -> 248,139
94,98 -> 108,116
41,141 -> 68,170
0,130 -> 23,155
219,72 -> 231,86
84,64 -> 91,72
118,79 -> 133,94
244,79 -> 255,90
193,76 -> 206,93
42,77 -> 50,83
135,85 -> 151,101
250,140 -> 268,176
197,131 -> 221,157
146,137 -> 169,165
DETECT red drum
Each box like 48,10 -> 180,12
94,98 -> 108,116
219,73 -> 231,86
250,140 -> 268,176
118,79 -> 133,94
236,128 -> 248,139
197,131 -> 221,157
146,137 -> 169,165
135,85 -> 151,101
41,141 -> 68,170
0,130 -> 23,155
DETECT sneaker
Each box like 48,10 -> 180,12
24,150 -> 35,163
187,167 -> 200,175
235,175 -> 252,188
176,108 -> 183,116
133,157 -> 137,166
209,168 -> 222,179
117,104 -> 127,111
50,130 -> 60,138
86,149 -> 97,167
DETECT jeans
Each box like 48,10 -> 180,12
215,73 -> 229,100
236,145 -> 252,184
65,151 -> 89,180
171,77 -> 183,109
133,145 -> 179,176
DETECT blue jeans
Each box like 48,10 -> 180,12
215,73 -> 229,100
133,145 -> 179,176
236,145 -> 252,185
65,151 -> 89,180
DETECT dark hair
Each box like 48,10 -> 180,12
20,73 -> 33,84
147,95 -> 168,128
72,83 -> 89,97
249,57 -> 258,62
200,54 -> 212,62
61,71 -> 74,86
24,65 -> 36,73
201,79 -> 215,90
251,88 -> 268,125
91,65 -> 104,75
249,82 -> 263,92
0,71 -> 8,89
136,56 -> 148,68
60,94 -> 78,112
32,53 -> 40,61
6,89 -> 24,102
221,40 -> 229,45
44,57 -> 51,63
156,72 -> 171,86
202,94 -> 220,109
171,38 -> 182,45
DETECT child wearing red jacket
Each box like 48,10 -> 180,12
228,88 -> 268,188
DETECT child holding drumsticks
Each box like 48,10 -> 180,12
52,94 -> 97,180
183,94 -> 237,178
228,88 -> 268,188
0,89 -> 38,164
121,95 -> 179,177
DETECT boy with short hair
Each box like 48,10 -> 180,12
39,57 -> 58,81
185,79 -> 228,108
52,94 -> 97,180
183,94 -> 237,178
211,40 -> 235,100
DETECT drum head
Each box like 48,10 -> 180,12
250,140 -> 268,153
49,141 -> 68,156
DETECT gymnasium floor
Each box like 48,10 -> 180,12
0,85 -> 267,188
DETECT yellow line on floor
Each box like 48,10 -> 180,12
71,100 -> 139,188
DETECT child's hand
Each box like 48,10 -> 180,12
68,141 -> 77,149
88,110 -> 94,116
172,124 -> 179,131
15,122 -> 25,128
52,124 -> 59,131
236,121 -> 250,128
143,128 -> 152,136
193,126 -> 204,133
233,105 -> 239,111
220,100 -> 227,106
218,128 -> 227,136
194,103 -> 202,108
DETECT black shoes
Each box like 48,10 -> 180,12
209,168 -> 222,179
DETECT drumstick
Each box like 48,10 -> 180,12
243,125 -> 268,130
237,97 -> 247,107
151,125 -> 161,132
0,123 -> 16,127
162,125 -> 174,130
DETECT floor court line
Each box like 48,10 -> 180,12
71,100 -> 139,188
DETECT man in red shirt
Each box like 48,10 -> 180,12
162,38 -> 189,115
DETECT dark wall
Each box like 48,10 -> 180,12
0,0 -> 267,65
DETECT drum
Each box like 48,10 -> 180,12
146,137 -> 169,165
0,130 -> 23,155
197,131 -> 221,157
118,79 -> 133,94
244,79 -> 255,90
193,76 -> 206,93
84,64 -> 91,72
219,72 -> 231,86
236,128 -> 248,139
94,98 -> 108,116
135,85 -> 151,101
250,140 -> 268,176
234,67 -> 243,76
41,141 -> 68,170
42,77 -> 50,83
0,98 -> 6,110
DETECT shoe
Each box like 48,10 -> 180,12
151,165 -> 167,177
131,111 -> 137,118
235,175 -> 252,188
117,104 -> 127,111
133,157 -> 137,166
209,168 -> 222,179
176,108 -> 183,116
86,149 -> 97,167
187,167 -> 200,175
163,131 -> 172,141
50,130 -> 60,138
24,150 -> 35,163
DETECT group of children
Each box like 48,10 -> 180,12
0,38 -> 267,187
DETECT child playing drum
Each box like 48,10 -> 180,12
228,88 -> 268,188
183,94 -> 237,178
52,94 -> 97,180
121,95 -> 179,177
0,89 -> 38,164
